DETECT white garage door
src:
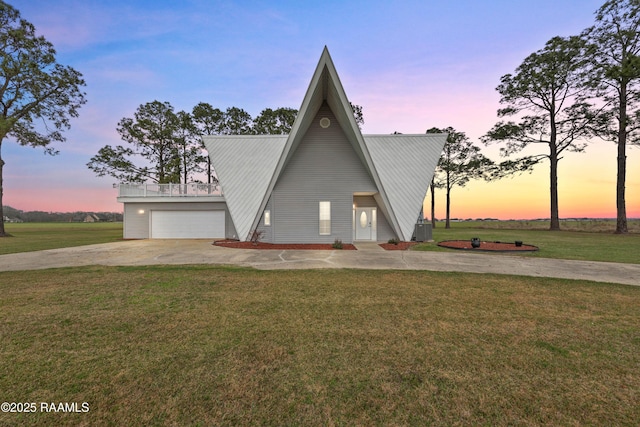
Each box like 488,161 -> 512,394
151,210 -> 225,239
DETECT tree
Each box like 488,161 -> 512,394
174,110 -> 204,184
582,0 -> 640,234
483,36 -> 602,230
428,177 -> 444,228
192,102 -> 224,183
88,101 -> 182,184
350,102 -> 364,129
0,1 -> 86,236
221,106 -> 252,135
252,107 -> 297,134
427,127 -> 496,229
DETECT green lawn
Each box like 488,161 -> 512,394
1,266 -> 638,426
414,220 -> 640,264
0,222 -> 123,255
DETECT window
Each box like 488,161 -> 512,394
264,210 -> 271,226
319,201 -> 331,235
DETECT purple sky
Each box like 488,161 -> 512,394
4,0 -> 638,219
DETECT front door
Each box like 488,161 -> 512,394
355,208 -> 376,241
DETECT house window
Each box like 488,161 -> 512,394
264,210 -> 271,226
319,201 -> 331,235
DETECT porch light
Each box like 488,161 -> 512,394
138,209 -> 145,214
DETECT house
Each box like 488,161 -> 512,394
118,47 -> 446,242
3,216 -> 23,223
83,214 -> 101,223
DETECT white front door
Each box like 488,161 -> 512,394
355,208 -> 376,241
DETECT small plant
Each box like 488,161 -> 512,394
388,238 -> 400,245
247,229 -> 265,246
332,238 -> 343,249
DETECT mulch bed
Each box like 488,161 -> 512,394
378,242 -> 419,250
438,240 -> 539,252
214,240 -> 421,251
213,240 -> 357,250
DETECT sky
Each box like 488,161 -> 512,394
3,0 -> 639,220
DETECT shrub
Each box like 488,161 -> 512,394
248,229 -> 265,245
332,239 -> 343,249
388,238 -> 400,245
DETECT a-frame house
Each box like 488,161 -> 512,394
203,47 -> 445,243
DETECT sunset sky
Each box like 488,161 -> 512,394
4,0 -> 639,219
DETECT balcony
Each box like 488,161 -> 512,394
118,183 -> 223,198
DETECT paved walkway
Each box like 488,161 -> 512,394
0,239 -> 638,286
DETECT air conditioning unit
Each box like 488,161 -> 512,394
414,223 -> 432,242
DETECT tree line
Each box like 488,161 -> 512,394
3,205 -> 122,223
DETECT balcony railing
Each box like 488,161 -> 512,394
118,183 -> 223,198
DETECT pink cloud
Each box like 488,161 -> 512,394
5,187 -> 121,213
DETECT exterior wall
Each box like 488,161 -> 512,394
225,209 -> 238,240
256,196 -> 274,242
271,102 -> 378,243
353,195 -> 396,242
122,201 -> 228,239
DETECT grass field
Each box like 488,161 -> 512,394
448,218 -> 640,233
415,220 -> 640,264
1,266 -> 639,426
0,222 -> 123,255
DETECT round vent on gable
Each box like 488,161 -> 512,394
319,117 -> 331,128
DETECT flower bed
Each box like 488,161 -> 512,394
437,240 -> 539,252
213,240 -> 357,250
378,242 -> 418,250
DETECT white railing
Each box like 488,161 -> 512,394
118,183 -> 223,198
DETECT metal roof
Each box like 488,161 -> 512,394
203,135 -> 287,241
365,134 -> 447,240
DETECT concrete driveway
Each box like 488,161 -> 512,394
0,239 -> 638,286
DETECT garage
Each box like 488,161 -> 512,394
150,210 -> 225,239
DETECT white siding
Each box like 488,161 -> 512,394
271,103 -> 378,243
256,197 -> 274,242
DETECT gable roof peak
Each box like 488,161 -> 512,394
249,47 -> 408,237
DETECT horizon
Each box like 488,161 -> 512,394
3,0 -> 639,220
4,203 -> 639,223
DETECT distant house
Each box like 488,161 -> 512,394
3,216 -> 22,223
83,214 -> 101,223
118,48 -> 446,242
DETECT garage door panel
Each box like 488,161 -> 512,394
151,211 -> 224,238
